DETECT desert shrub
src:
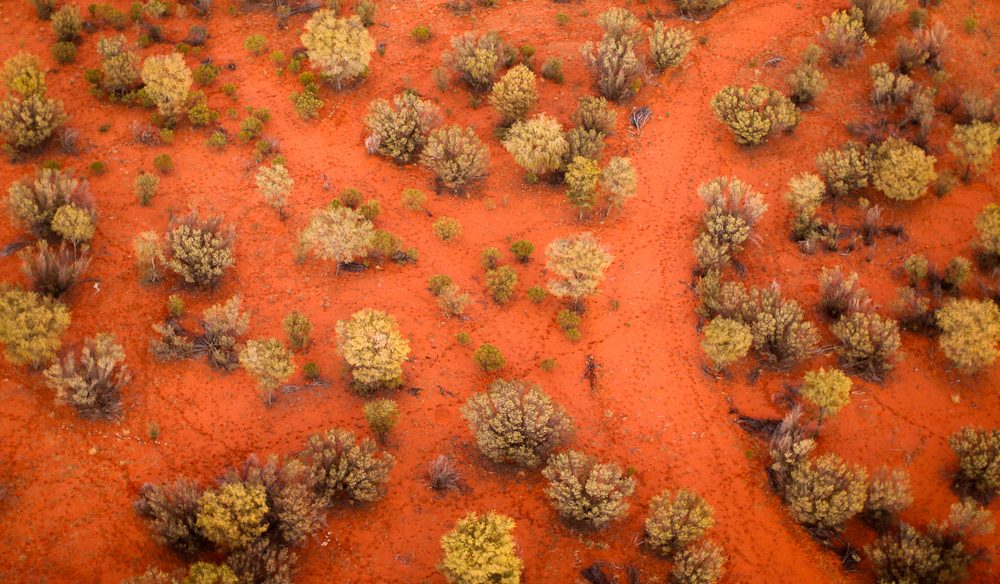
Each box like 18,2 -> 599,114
437,285 -> 470,318
573,96 -> 617,135
485,266 -> 517,304
428,274 -> 455,296
786,45 -> 827,105
300,427 -> 394,504
427,454 -> 461,492
565,156 -> 600,215
473,343 -> 505,372
670,541 -> 726,584
135,479 -> 208,556
42,333 -> 128,420
164,212 -> 235,288
0,83 -> 67,156
542,449 -> 635,529
545,233 -> 613,308
852,0 -> 906,35
196,482 -> 269,550
869,138 -> 936,201
445,31 -> 510,92
527,286 -> 545,304
283,312 -> 311,352
420,125 -> 490,193
239,339 -> 294,405
31,0 -> 56,20
6,168 -> 91,239
290,87 -> 324,120
0,285 -> 70,369
462,378 -> 572,467
700,317 -> 752,370
97,35 -> 141,96
784,453 -> 867,534
225,539 -> 298,584
602,156 -> 637,212
949,122 -> 1000,182
134,231 -> 166,285
976,204 -> 1000,267
502,114 -> 568,179
476,247 -> 498,271
649,22 -> 693,71
301,12 -> 374,89
19,240 -> 90,299
869,63 -> 913,109
784,173 -> 825,241
243,34 -> 267,56
935,299 -> 1000,374
581,9 -> 642,102
488,64 -> 537,125
439,512 -> 523,584
694,176 -> 767,271
140,53 -> 193,125
335,308 -> 410,392
913,21 -> 949,69
564,126 -> 606,162
135,172 -> 159,206
510,240 -> 533,263
815,142 -> 870,197
198,296 -> 250,371
364,399 -> 399,442
831,312 -> 901,379
184,563 -> 237,584
364,92 -> 441,164
821,7 -> 873,66
540,58 -> 563,83
192,63 -> 219,87
818,267 -> 869,319
862,468 -> 913,531
300,204 -> 374,267
676,0 -> 730,19
51,5 -> 82,41
799,368 -> 852,419
710,85 -> 800,146
51,42 -> 77,65
725,283 -> 819,367
255,163 -> 292,220
949,427 -> 1000,503
401,188 -> 426,210
645,489 -> 715,556
411,25 -> 431,42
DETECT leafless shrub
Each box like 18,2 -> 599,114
19,241 -> 91,299
131,122 -> 162,146
428,455 -> 461,492
57,127 -> 81,154
630,106 -> 651,133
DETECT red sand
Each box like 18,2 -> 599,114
1,1 -> 998,582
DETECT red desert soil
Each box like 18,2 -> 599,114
1,0 -> 998,582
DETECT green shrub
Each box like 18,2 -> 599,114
42,333 -> 129,419
473,343 -> 505,372
784,453 -> 867,534
187,296 -> 250,371
206,129 -> 227,149
869,63 -> 913,109
196,482 -> 269,549
816,142 -> 870,197
670,541 -> 726,584
165,212 -> 235,288
239,339 -> 294,405
51,5 -> 82,41
255,163 -> 293,219
830,312 -> 901,379
821,7 -> 873,66
510,240 -> 533,262
676,0 -> 730,19
710,85 -> 800,146
433,216 -> 462,241
976,204 -> 1000,266
364,398 -> 399,442
135,172 -> 159,206
184,563 -> 238,584
336,308 -> 410,392
243,34 -> 268,56
602,156 -> 637,212
354,0 -> 377,26
786,45 -> 827,105
302,12 -> 374,89
581,9 -> 642,102
527,286 -> 545,304
540,58 -> 563,83
502,114 -> 568,179
694,177 -> 767,271
439,512 -> 523,584
192,63 -> 219,86
31,0 -> 56,20
545,233 -> 613,308
51,203 -> 95,245
869,138 -> 936,201
862,468 -> 913,530
799,368 -> 852,419
818,267 -> 869,320
283,312 -> 311,352
411,26 -> 431,43
51,42 -> 77,65
649,22 -> 693,71
719,283 -> 819,367
7,169 -> 89,238
134,479 -> 207,556
300,427 -> 394,503
140,53 -> 193,125
365,92 -> 441,164
852,0 -> 906,35
542,449 -> 635,529
949,427 -> 1000,504
700,317 -> 751,369
401,188 -> 426,210
0,56 -> 66,156
645,489 -> 715,556
565,156 -> 600,215
935,299 -> 1000,374
420,125 -> 490,193
446,31 -> 507,92
949,122 -> 1000,182
300,205 -> 374,267
291,87 -> 324,120
784,173 -> 824,241
489,64 -> 537,125
0,285 -> 70,369
428,274 -> 454,296
463,378 -> 572,467
97,35 -> 140,97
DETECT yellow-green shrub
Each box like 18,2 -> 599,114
439,512 -> 523,584
301,12 -> 375,89
799,368 -> 852,418
645,489 -> 715,556
420,125 -> 490,193
545,233 -> 613,307
502,113 -> 568,178
335,308 -> 410,391
649,22 -> 693,71
140,53 -> 193,125
936,299 -> 1000,374
0,285 -> 70,369
365,92 -> 441,164
700,317 -> 752,369
710,85 -> 799,146
869,138 -> 936,201
542,449 -> 635,529
489,64 -> 537,125
195,482 -> 269,550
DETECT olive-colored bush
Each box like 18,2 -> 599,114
485,266 -> 517,304
200,296 -> 250,371
818,267 -> 869,319
19,240 -> 91,299
446,31 -> 511,92
225,538 -> 298,584
862,468 -> 913,530
196,482 -> 269,550
51,4 -> 82,41
134,231 -> 165,284
710,85 -> 800,146
821,7 -> 873,66
545,233 -> 613,308
784,172 -> 825,241
473,343 -> 505,372
700,317 -> 752,369
433,216 -> 462,241
676,0 -> 730,19
869,63 -> 913,109
0,285 -> 71,369
462,378 -> 572,468
715,283 -> 819,367
869,138 -> 936,201
489,64 -> 537,125
135,172 -> 159,206
183,563 -> 238,584
239,339 -> 295,405
542,449 -> 635,529
786,45 -> 827,105
364,398 -> 399,442
784,453 -> 867,534
420,125 -> 490,193
365,92 -> 441,164
581,9 -> 642,102
300,427 -> 394,504
301,12 -> 374,89
649,22 -> 693,71
935,299 -> 1000,374
976,203 -> 1000,266
815,142 -> 870,198
510,240 -> 533,263
6,168 -> 92,238
97,35 -> 141,97
949,122 -> 1000,182
831,312 -> 901,379
670,541 -> 726,584
43,333 -> 130,420
949,427 -> 1000,504
255,163 -> 292,219
502,114 -> 568,178
645,489 -> 715,556
283,312 -> 311,352
165,212 -> 235,288
799,368 -> 852,419
602,156 -> 637,211
0,54 -> 66,155
852,0 -> 906,35
694,177 -> 767,271
300,204 -> 375,268
134,479 -> 208,557
335,308 -> 410,392
439,512 -> 523,584
140,54 -> 193,125
565,156 -> 600,214
572,95 -> 617,135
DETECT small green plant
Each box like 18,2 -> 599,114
89,161 -> 107,176
433,217 -> 462,241
540,358 -> 557,371
364,399 -> 399,443
244,34 -> 268,56
401,188 -> 426,210
283,311 -> 312,351
473,343 -> 505,372
51,42 -> 77,65
526,286 -> 545,304
135,172 -> 159,206
192,63 -> 219,86
540,58 -> 564,84
153,154 -> 173,174
486,266 -> 517,304
411,26 -> 431,43
239,338 -> 295,405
